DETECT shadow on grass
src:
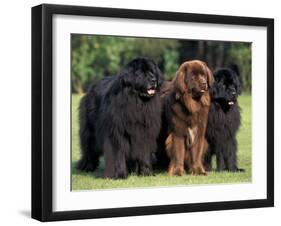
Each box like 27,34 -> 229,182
72,157 -> 169,179
71,158 -> 105,179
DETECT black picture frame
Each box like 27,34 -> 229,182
32,3 -> 274,222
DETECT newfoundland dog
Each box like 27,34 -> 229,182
77,58 -> 164,179
205,65 -> 244,172
163,60 -> 214,176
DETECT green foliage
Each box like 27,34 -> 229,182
71,36 -> 125,93
71,35 -> 179,93
163,50 -> 179,79
227,43 -> 252,92
71,35 -> 251,93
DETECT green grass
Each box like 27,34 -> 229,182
71,94 -> 252,190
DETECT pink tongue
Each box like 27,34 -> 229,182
228,101 -> 234,105
147,89 -> 156,95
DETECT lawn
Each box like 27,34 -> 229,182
71,94 -> 252,190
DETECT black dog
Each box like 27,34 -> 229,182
205,65 -> 244,172
77,58 -> 164,179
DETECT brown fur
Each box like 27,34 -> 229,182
164,60 -> 214,176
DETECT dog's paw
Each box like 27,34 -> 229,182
168,166 -> 185,176
76,157 -> 98,172
235,168 -> 245,172
104,169 -> 128,180
139,166 -> 153,176
190,165 -> 207,176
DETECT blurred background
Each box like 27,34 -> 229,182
71,35 -> 251,93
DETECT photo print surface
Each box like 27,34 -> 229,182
71,34 -> 252,190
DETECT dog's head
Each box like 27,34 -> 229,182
212,65 -> 241,106
120,57 -> 164,98
174,60 -> 214,98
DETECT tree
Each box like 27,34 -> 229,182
71,35 -> 179,93
71,35 -> 251,93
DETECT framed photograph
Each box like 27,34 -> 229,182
32,4 -> 274,221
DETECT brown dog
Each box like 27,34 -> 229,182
164,60 -> 214,176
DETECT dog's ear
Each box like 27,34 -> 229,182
156,66 -> 164,87
120,66 -> 135,86
229,64 -> 240,76
204,63 -> 214,87
229,64 -> 242,95
175,64 -> 187,94
150,59 -> 164,87
120,60 -> 138,86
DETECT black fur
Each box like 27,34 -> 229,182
77,58 -> 164,179
205,65 -> 244,172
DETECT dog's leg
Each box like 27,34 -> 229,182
189,127 -> 208,175
189,107 -> 210,175
225,139 -> 245,172
189,140 -> 207,175
77,96 -> 101,172
104,137 -> 128,179
204,143 -> 212,171
216,148 -> 226,171
167,135 -> 185,176
77,132 -> 100,172
130,137 -> 154,176
137,151 -> 154,176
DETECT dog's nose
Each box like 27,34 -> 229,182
232,91 -> 236,95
